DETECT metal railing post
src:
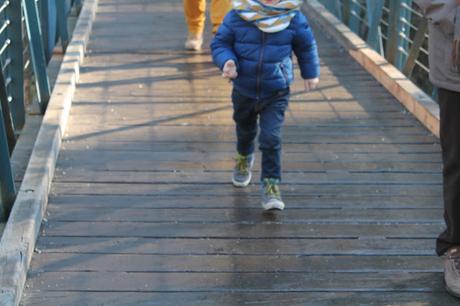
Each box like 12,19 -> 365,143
6,0 -> 25,130
56,0 -> 70,51
0,59 -> 15,153
24,0 -> 51,112
397,0 -> 413,69
385,0 -> 402,65
73,0 -> 82,12
348,0 -> 361,34
39,0 -> 55,62
366,0 -> 384,54
321,0 -> 340,17
0,96 -> 15,220
342,0 -> 351,26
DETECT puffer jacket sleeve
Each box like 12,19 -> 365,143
414,0 -> 460,37
211,12 -> 239,70
292,13 -> 320,80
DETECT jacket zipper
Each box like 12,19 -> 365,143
256,32 -> 266,101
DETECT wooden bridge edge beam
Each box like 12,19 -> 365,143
0,0 -> 99,305
302,0 -> 440,138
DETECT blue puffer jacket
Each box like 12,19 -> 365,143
211,10 -> 320,99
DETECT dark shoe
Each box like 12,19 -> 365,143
261,178 -> 284,211
444,247 -> 460,298
232,153 -> 254,187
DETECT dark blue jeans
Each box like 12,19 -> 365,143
231,88 -> 290,181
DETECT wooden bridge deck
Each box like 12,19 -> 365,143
21,0 -> 457,305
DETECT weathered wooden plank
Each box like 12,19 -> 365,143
77,61 -> 375,77
29,254 -> 441,273
57,149 -> 442,161
76,72 -> 384,87
45,207 -> 443,224
60,142 -> 440,154
41,221 -> 443,238
47,194 -> 442,209
68,98 -> 403,111
55,160 -> 441,173
63,134 -> 436,145
71,92 -> 409,104
67,117 -> 420,128
72,88 -> 398,100
52,169 -> 442,185
55,150 -> 442,164
75,70 -> 391,85
21,291 -> 460,306
65,108 -> 407,123
63,125 -> 433,138
50,182 -> 442,197
62,133 -> 436,145
68,96 -> 403,105
36,236 -> 436,256
66,112 -> 417,127
24,271 -> 445,292
76,70 -> 383,85
74,78 -> 394,92
74,78 -> 390,92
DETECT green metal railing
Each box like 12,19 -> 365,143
0,0 -> 82,219
318,0 -> 430,93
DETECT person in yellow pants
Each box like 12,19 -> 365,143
183,0 -> 232,51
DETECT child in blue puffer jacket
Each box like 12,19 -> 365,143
211,0 -> 320,211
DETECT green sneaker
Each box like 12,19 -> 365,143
261,178 -> 284,211
232,153 -> 254,187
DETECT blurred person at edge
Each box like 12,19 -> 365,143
415,0 -> 460,298
183,0 -> 232,50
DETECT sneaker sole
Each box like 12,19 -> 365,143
232,172 -> 252,187
262,199 -> 285,211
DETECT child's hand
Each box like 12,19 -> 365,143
222,60 -> 238,79
304,78 -> 319,92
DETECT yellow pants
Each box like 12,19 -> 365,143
183,0 -> 232,35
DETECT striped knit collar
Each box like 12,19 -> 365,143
233,0 -> 303,33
